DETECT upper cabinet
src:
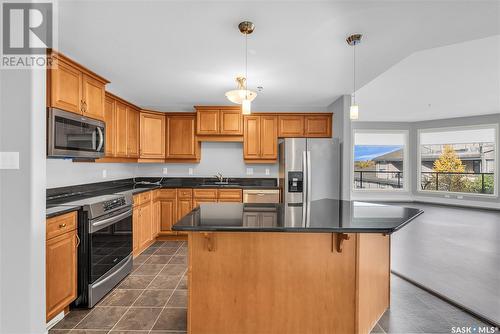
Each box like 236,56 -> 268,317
278,114 -> 332,138
47,50 -> 108,120
244,115 -> 278,163
127,107 -> 140,158
140,111 -> 165,160
165,114 -> 200,161
304,115 -> 332,137
195,106 -> 243,140
104,96 -> 116,157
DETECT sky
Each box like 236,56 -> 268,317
354,145 -> 403,161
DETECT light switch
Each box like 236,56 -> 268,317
246,168 -> 254,175
102,169 -> 107,178
0,152 -> 20,169
162,167 -> 168,175
265,168 -> 270,175
188,168 -> 193,175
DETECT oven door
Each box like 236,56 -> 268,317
88,207 -> 132,284
47,108 -> 105,158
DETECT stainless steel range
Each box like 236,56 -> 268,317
64,193 -> 133,308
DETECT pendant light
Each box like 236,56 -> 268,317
347,34 -> 362,120
225,21 -> 256,115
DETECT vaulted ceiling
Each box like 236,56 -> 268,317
58,1 -> 500,120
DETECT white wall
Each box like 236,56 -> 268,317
0,70 -> 46,332
46,142 -> 278,188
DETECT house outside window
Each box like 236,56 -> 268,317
418,125 -> 497,196
353,130 -> 408,191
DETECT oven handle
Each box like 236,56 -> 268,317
90,208 -> 132,233
96,127 -> 104,152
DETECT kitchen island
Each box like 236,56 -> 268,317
173,199 -> 423,334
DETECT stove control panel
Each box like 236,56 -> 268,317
103,197 -> 126,211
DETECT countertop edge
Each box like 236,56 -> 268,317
46,205 -> 81,219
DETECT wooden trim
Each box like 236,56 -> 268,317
137,158 -> 165,163
94,157 -> 138,163
196,135 -> 243,142
105,91 -> 140,110
164,158 -> 201,163
244,159 -> 277,164
48,49 -> 109,84
194,105 -> 241,111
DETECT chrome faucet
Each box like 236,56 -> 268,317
214,172 -> 224,182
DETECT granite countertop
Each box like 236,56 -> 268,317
46,205 -> 81,219
46,177 -> 279,217
172,199 -> 423,234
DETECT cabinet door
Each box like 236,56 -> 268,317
160,199 -> 177,232
139,202 -> 152,249
166,115 -> 199,159
196,110 -> 219,135
260,115 -> 278,160
49,58 -> 82,114
82,74 -> 105,120
177,198 -> 193,220
243,116 -> 261,159
127,107 -> 140,158
140,112 -> 165,159
104,96 -> 116,157
278,115 -> 304,137
46,231 -> 77,321
220,110 -> 243,135
153,200 -> 161,238
115,101 -> 128,157
304,115 -> 332,137
218,189 -> 242,202
132,206 -> 140,256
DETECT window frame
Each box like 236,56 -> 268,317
417,124 -> 498,198
351,129 -> 410,193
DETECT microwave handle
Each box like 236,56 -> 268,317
96,127 -> 104,152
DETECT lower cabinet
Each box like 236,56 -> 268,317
46,212 -> 78,321
132,192 -> 155,257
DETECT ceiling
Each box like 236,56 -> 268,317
57,1 -> 500,119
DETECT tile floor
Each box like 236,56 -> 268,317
49,240 -> 496,334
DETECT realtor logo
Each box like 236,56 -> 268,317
2,2 -> 52,54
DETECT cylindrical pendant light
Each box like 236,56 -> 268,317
347,34 -> 362,120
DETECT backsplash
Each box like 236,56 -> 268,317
46,142 -> 278,188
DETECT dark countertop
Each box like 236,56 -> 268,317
46,177 -> 279,217
46,205 -> 81,219
172,199 -> 423,234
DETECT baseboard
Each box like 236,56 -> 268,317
46,309 -> 65,331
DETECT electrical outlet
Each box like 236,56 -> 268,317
102,169 -> 107,178
162,167 -> 168,175
265,168 -> 270,176
246,168 -> 254,175
188,168 -> 194,175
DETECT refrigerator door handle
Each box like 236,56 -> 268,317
302,150 -> 307,225
306,150 -> 312,226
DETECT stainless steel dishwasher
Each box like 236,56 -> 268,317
243,189 -> 280,203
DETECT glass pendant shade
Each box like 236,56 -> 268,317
225,76 -> 257,104
350,104 -> 359,120
241,99 -> 251,115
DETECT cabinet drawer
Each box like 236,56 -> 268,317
218,189 -> 243,201
134,191 -> 152,205
157,189 -> 177,200
177,188 -> 193,199
46,211 -> 77,240
193,188 -> 218,199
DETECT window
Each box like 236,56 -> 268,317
418,125 -> 497,196
353,130 -> 408,191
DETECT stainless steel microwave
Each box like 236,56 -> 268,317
47,108 -> 105,158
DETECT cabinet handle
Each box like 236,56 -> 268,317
75,234 -> 81,248
59,223 -> 67,228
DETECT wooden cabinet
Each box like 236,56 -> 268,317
133,192 -> 155,257
193,188 -> 218,208
218,189 -> 243,202
177,189 -> 193,221
47,51 -> 108,120
115,100 -> 128,158
140,111 -> 165,160
104,96 -> 116,157
304,114 -> 332,137
195,106 -> 243,139
196,109 -> 219,135
165,114 -> 200,161
158,189 -> 177,234
46,212 -> 78,321
127,107 -> 140,158
278,115 -> 305,137
244,115 -> 278,162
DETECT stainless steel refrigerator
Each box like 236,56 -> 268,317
278,138 -> 341,227
279,138 -> 341,203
